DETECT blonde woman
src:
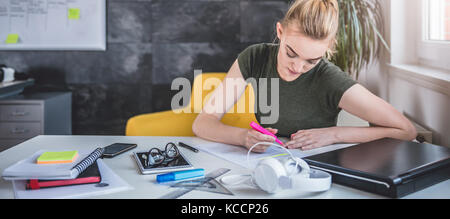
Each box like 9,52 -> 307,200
192,0 -> 416,153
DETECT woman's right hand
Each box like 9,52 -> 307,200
242,128 -> 279,153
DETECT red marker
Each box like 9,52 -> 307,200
250,122 -> 284,146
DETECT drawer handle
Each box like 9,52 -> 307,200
10,111 -> 30,117
11,128 -> 29,134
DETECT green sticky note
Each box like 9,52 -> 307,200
37,151 -> 78,164
68,8 -> 80,20
5,34 -> 19,44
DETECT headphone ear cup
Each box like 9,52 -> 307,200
283,157 -> 310,177
253,157 -> 286,193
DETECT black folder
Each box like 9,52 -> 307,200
304,138 -> 450,198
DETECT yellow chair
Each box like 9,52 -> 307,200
125,73 -> 257,136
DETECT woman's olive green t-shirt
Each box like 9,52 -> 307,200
237,43 -> 357,137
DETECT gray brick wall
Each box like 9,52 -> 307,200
0,0 -> 288,135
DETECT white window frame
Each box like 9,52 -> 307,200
417,0 -> 450,71
388,0 -> 450,97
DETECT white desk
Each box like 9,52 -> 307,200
1,135 -> 449,199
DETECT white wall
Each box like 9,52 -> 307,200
388,73 -> 450,146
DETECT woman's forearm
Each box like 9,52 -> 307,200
192,114 -> 247,146
331,126 -> 417,144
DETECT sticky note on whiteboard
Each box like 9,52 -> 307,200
68,8 -> 80,20
5,34 -> 19,44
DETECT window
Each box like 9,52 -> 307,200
417,0 -> 450,71
424,0 -> 450,41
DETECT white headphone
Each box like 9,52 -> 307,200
221,142 -> 332,194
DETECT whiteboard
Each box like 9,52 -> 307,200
0,0 -> 106,51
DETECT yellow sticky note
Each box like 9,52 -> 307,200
5,34 -> 19,44
37,150 -> 78,164
68,8 -> 80,20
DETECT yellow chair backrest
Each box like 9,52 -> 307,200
185,73 -> 255,114
188,73 -> 257,129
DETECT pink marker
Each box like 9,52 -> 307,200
250,122 -> 284,146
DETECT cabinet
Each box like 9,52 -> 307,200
0,92 -> 72,152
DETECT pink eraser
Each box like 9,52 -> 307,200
250,122 -> 284,145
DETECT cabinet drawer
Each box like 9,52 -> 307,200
0,104 -> 43,121
0,122 -> 42,139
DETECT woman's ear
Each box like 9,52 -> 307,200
325,37 -> 337,58
276,22 -> 283,41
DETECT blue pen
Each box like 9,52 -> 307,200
156,168 -> 205,183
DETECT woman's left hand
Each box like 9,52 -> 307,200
285,127 -> 337,151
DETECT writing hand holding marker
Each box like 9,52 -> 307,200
242,122 -> 283,153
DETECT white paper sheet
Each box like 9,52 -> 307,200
196,142 -> 357,169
